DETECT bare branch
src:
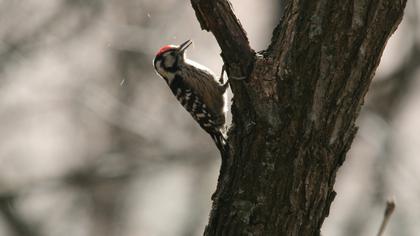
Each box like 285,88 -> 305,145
190,0 -> 254,77
377,200 -> 396,236
0,194 -> 40,236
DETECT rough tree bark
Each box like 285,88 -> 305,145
190,0 -> 407,235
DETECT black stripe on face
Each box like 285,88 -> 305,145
169,75 -> 183,93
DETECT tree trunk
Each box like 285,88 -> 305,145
190,0 -> 407,235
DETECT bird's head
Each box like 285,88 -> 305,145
153,40 -> 192,83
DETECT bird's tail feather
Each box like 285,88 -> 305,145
211,132 -> 229,160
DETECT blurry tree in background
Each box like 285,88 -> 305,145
0,0 -> 417,236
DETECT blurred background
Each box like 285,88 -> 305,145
0,0 -> 418,235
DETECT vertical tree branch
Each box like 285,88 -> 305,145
377,200 -> 396,236
190,0 -> 407,235
190,0 -> 254,77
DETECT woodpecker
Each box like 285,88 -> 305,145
153,40 -> 229,158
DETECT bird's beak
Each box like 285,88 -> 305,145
178,39 -> 192,54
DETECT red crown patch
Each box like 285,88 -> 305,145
156,45 -> 176,56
